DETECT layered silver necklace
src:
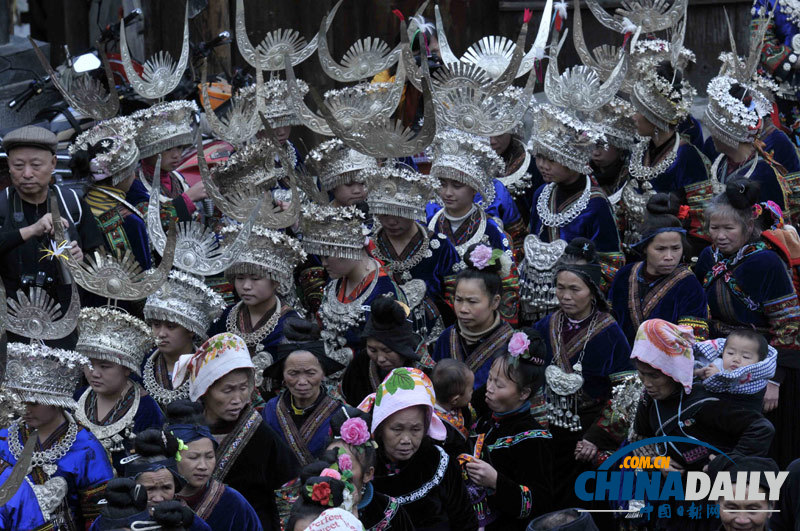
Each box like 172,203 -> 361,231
75,385 -> 140,454
536,175 -> 592,228
628,134 -> 680,183
8,417 -> 78,477
226,298 -> 283,346
142,351 -> 191,407
371,223 -> 432,282
428,208 -> 488,272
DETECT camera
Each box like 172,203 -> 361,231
20,271 -> 55,290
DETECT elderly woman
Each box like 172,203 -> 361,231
167,400 -> 262,531
341,296 -> 425,406
172,332 -> 299,530
360,367 -> 478,531
262,318 -> 345,467
630,319 -> 775,530
533,238 -> 633,507
609,193 -> 708,345
694,179 -> 800,468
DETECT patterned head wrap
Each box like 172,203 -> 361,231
630,319 -> 695,393
171,333 -> 253,401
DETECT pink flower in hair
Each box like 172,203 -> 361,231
340,417 -> 370,446
337,453 -> 353,472
508,332 -> 530,358
320,468 -> 342,480
469,245 -> 493,270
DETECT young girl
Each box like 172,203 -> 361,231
432,358 -> 475,458
464,328 -> 555,529
307,138 -> 377,207
143,270 -> 224,409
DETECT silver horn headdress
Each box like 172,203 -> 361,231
201,62 -> 260,148
120,3 -> 190,100
30,39 -> 120,121
585,0 -> 688,34
5,284 -> 80,342
147,155 -> 262,276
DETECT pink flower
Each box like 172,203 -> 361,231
469,245 -> 493,270
337,453 -> 353,471
340,417 -> 370,446
320,468 -> 342,480
508,332 -> 530,357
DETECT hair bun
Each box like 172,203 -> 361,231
646,192 -> 680,217
725,178 -> 760,210
564,237 -> 597,263
302,476 -> 346,508
369,296 -> 407,330
283,317 -> 321,342
656,60 -> 683,92
166,399 -> 205,425
68,149 -> 93,180
520,328 -> 547,362
104,478 -> 148,509
151,500 -> 194,528
463,243 -> 503,274
133,428 -> 179,458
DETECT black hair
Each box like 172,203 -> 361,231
725,329 -> 770,361
656,60 -> 684,96
286,475 -> 347,530
729,82 -> 754,107
705,178 -> 763,241
326,406 -> 376,472
493,328 -> 546,398
284,317 -> 322,342
99,478 -> 148,521
560,237 -> 597,265
455,243 -> 503,298
370,295 -> 408,328
639,192 -> 688,255
68,139 -> 113,182
165,399 -> 207,426
432,358 -> 472,404
150,500 -> 195,530
133,428 -> 179,460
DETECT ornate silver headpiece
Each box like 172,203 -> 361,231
5,285 -> 80,341
585,0 -> 688,34
243,77 -> 307,129
144,270 -> 224,339
131,100 -> 198,159
69,116 -> 140,186
52,196 -> 176,301
590,97 -> 638,150
120,3 -> 189,100
76,307 -> 151,374
301,204 -> 369,260
222,225 -> 307,294
235,0 -> 326,71
146,156 -> 261,276
530,104 -> 605,174
30,39 -> 119,121
5,343 -> 88,409
201,80 -> 260,148
367,165 -> 439,221
631,63 -> 695,131
307,139 -> 378,192
211,137 -> 284,193
286,60 -> 404,137
429,128 -> 503,205
435,1 -> 554,80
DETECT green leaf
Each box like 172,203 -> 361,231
385,377 -> 398,395
375,390 -> 383,407
396,372 -> 415,391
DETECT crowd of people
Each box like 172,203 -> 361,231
3,0 -> 800,530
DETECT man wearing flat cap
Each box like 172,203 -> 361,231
0,125 -> 104,346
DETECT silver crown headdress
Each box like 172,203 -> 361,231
52,195 -> 177,301
286,60 -> 405,137
301,204 -> 369,260
6,344 -> 88,409
120,4 -> 189,101
367,165 -> 440,221
435,1 -> 554,80
703,9 -> 774,149
197,114 -> 301,230
591,97 -> 638,151
585,0 -> 688,34
235,0 -> 326,71
30,39 -> 120,121
429,128 -> 504,204
307,139 -> 378,192
147,155 -> 261,276
69,116 -> 140,186
530,105 -> 605,175
222,225 -> 307,294
130,100 -> 198,160
144,270 -> 224,339
76,307 -> 151,374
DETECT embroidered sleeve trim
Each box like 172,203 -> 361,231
393,446 -> 449,505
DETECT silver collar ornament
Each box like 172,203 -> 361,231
75,385 -> 140,454
142,351 -> 191,407
8,418 -> 78,478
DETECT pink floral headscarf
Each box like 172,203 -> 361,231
630,319 -> 695,394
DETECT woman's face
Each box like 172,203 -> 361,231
636,360 -> 679,400
709,213 -> 749,255
438,178 -> 476,216
377,214 -> 415,239
535,155 -> 581,185
137,469 -> 175,508
234,274 -> 276,307
490,133 -> 512,155
283,351 -> 324,403
633,112 -> 656,137
321,255 -> 360,279
591,145 -> 621,168
366,338 -> 408,373
379,406 -> 427,463
145,146 -> 183,173
555,271 -> 594,319
177,438 -> 216,490
645,232 -> 683,276
150,320 -> 194,357
22,404 -> 62,430
203,369 -> 253,424
326,440 -> 374,499
333,181 -> 367,206
454,278 -> 500,333
84,358 -> 130,397
485,359 -> 529,414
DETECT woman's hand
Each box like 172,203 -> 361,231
465,458 -> 498,489
763,381 -> 779,413
574,440 -> 598,462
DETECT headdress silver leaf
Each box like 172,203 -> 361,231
6,285 -> 80,341
586,0 -> 687,34
30,38 -> 119,121
235,0 -> 328,71
120,2 -> 189,100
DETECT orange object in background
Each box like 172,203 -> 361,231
198,82 -> 232,110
